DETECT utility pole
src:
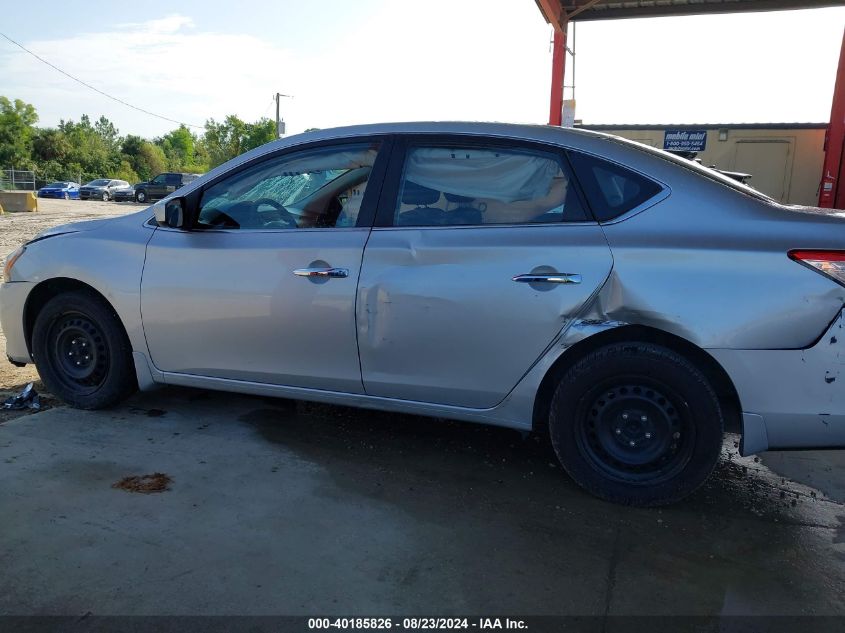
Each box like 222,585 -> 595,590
275,92 -> 293,138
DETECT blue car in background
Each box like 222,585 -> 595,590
37,182 -> 80,199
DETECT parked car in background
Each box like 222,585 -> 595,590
4,122 -> 845,507
79,179 -> 130,201
36,182 -> 80,199
134,172 -> 202,203
111,183 -> 137,202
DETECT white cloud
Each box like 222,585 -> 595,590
0,3 -> 843,138
0,2 -> 552,137
0,13 -> 301,136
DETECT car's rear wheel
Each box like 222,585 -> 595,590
101,192 -> 110,202
549,342 -> 723,506
32,292 -> 137,409
63,192 -> 69,200
135,190 -> 147,203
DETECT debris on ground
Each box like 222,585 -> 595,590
2,383 -> 41,411
112,472 -> 172,494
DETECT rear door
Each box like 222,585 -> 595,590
356,135 -> 614,408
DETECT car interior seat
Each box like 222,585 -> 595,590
396,181 -> 444,226
443,193 -> 482,225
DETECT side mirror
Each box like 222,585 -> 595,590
153,198 -> 188,229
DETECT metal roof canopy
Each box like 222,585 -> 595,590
536,0 -> 844,29
537,0 -> 845,207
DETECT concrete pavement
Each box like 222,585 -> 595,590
0,386 -> 843,616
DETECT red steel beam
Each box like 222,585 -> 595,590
548,27 -> 568,126
536,0 -> 566,32
820,28 -> 845,208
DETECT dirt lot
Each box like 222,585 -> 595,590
0,198 -> 144,418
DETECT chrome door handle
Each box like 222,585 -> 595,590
293,267 -> 349,278
512,273 -> 581,284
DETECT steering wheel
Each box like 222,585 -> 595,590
252,197 -> 298,228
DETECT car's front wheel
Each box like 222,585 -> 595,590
101,192 -> 110,202
549,342 -> 723,506
63,192 -> 70,200
32,292 -> 137,409
135,190 -> 147,203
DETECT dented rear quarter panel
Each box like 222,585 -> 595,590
585,150 -> 845,350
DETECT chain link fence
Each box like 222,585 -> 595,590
1,169 -> 37,191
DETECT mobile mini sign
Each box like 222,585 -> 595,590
663,130 -> 707,152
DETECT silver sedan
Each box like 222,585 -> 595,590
2,122 -> 844,506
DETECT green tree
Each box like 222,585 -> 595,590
113,159 -> 140,183
58,115 -> 119,182
94,115 -> 121,154
0,97 -> 38,168
203,115 -> 276,168
32,128 -> 72,164
133,142 -> 167,181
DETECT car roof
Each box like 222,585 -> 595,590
280,121 -> 605,149
194,122 -> 624,185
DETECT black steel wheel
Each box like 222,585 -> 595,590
32,291 -> 137,409
49,313 -> 109,393
575,379 -> 694,485
549,342 -> 723,506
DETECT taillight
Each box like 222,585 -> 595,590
788,250 -> 845,287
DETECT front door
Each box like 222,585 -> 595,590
141,139 -> 388,392
357,136 -> 614,408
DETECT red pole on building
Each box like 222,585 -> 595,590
819,28 -> 845,208
548,26 -> 568,126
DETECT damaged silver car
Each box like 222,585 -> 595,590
3,122 -> 844,506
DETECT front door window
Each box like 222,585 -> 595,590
196,143 -> 380,230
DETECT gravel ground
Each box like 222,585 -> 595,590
0,198 -> 145,419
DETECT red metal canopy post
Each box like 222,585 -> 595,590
537,0 -> 570,126
820,29 -> 845,208
548,28 -> 568,126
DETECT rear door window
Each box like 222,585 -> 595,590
389,143 -> 589,227
567,151 -> 663,222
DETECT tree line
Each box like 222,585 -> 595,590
0,96 -> 280,185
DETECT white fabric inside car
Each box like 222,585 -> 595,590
404,148 -> 559,203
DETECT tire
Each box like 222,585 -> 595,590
32,291 -> 137,409
64,192 -> 70,200
135,190 -> 147,203
101,192 -> 110,202
549,342 -> 723,506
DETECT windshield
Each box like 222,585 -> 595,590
86,179 -> 110,186
45,182 -> 68,188
608,135 -> 775,203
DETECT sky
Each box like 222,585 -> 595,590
0,0 -> 843,139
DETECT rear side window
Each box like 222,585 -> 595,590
567,151 -> 663,222
165,173 -> 182,186
393,144 -> 589,227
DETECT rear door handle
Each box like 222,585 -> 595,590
512,273 -> 581,284
293,267 -> 349,279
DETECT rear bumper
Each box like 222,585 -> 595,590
0,281 -> 33,364
710,308 -> 845,454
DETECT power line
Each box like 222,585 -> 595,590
0,31 -> 205,129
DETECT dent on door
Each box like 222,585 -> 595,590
356,225 -> 614,409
